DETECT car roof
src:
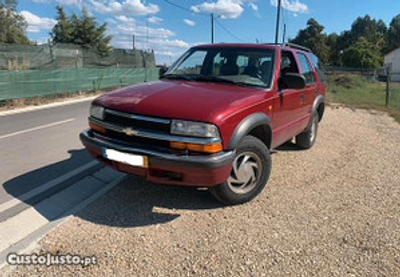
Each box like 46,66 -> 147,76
192,43 -> 312,53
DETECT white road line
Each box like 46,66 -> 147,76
0,118 -> 75,140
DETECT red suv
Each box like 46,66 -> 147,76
80,43 -> 327,205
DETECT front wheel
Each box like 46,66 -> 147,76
209,136 -> 271,205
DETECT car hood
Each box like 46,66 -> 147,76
93,80 -> 266,123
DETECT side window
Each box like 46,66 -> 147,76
297,52 -> 315,84
279,50 -> 300,90
280,51 -> 299,75
310,54 -> 327,83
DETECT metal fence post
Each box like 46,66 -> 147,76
386,67 -> 391,107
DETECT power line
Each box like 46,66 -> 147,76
162,0 -> 207,16
162,0 -> 245,43
215,19 -> 246,43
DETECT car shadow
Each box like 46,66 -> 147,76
3,149 -> 92,200
76,176 -> 224,228
275,140 -> 305,152
1,149 -> 95,221
2,148 -> 223,228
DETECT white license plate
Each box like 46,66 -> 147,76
103,148 -> 148,168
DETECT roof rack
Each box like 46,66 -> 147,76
283,43 -> 311,52
264,43 -> 311,52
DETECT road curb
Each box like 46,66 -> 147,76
0,96 -> 97,117
0,169 -> 127,272
0,161 -> 103,222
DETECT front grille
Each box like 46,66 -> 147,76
103,129 -> 170,149
97,109 -> 172,151
104,109 -> 170,134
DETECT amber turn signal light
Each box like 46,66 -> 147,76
170,141 -> 223,153
89,121 -> 106,133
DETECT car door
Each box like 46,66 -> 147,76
272,49 -> 308,147
296,51 -> 318,117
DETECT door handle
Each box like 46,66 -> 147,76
300,93 -> 305,100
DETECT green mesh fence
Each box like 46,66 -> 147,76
0,43 -> 156,70
0,68 -> 160,101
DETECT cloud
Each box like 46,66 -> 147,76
20,10 -> 57,33
148,16 -> 163,24
91,0 -> 160,16
183,19 -> 196,26
28,0 -> 79,5
248,3 -> 258,11
108,15 -> 190,64
270,0 -> 308,14
191,0 -> 244,19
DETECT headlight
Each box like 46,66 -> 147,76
90,105 -> 105,120
171,120 -> 220,138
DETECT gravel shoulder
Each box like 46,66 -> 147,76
8,106 -> 400,277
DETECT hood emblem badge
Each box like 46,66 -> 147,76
122,127 -> 139,136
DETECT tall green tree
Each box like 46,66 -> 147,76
385,14 -> 400,53
342,37 -> 382,68
326,33 -> 341,65
350,15 -> 387,46
290,18 -> 330,63
50,7 -> 112,56
0,0 -> 31,44
50,6 -> 73,43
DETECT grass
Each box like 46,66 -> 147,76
327,73 -> 400,123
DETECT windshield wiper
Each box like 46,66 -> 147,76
193,75 -> 241,85
160,74 -> 195,81
194,75 -> 265,87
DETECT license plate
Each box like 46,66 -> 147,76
103,148 -> 148,168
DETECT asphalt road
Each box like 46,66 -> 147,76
0,99 -> 95,205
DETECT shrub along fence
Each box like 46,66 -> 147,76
326,66 -> 400,109
0,68 -> 159,101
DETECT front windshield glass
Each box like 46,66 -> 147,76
165,47 -> 275,88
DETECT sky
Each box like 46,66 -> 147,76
17,0 -> 400,65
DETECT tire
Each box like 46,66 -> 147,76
296,112 -> 319,149
209,136 -> 271,205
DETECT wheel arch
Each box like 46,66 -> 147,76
313,95 -> 325,122
227,113 -> 273,150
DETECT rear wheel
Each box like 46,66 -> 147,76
296,112 -> 319,149
209,136 -> 271,205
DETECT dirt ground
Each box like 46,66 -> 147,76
7,106 -> 400,277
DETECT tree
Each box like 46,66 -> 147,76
0,0 -> 31,44
50,7 -> 112,56
326,33 -> 341,65
290,18 -> 330,63
50,6 -> 73,43
350,15 -> 387,46
385,14 -> 400,53
342,38 -> 382,68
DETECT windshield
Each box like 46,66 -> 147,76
164,47 -> 275,88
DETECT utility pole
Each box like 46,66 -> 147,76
211,13 -> 215,43
282,23 -> 286,43
275,0 -> 282,44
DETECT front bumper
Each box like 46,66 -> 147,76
80,130 -> 235,186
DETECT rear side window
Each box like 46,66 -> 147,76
297,52 -> 315,84
310,54 -> 327,83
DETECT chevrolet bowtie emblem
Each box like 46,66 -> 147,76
122,127 -> 139,136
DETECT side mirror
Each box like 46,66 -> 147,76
159,66 -> 169,78
282,73 -> 306,89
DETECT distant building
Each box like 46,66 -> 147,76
384,47 -> 400,81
